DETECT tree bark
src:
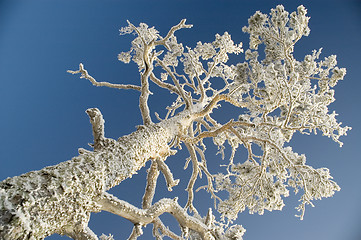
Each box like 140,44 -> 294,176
0,111 -> 188,239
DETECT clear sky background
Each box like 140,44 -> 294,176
0,0 -> 360,239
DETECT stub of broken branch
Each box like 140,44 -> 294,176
86,108 -> 105,151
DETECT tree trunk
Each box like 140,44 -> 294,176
0,113 -> 186,239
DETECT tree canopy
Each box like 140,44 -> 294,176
69,4 -> 349,239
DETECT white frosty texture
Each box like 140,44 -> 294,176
0,4 -> 351,240
0,124 -> 172,239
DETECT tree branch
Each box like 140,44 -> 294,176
150,72 -> 181,95
139,40 -> 156,125
156,58 -> 192,109
142,160 -> 160,209
155,19 -> 193,48
97,193 -> 213,239
68,63 -> 141,91
156,159 -> 180,191
141,161 -> 182,240
184,142 -> 200,214
85,108 -> 105,151
127,224 -> 143,240
152,219 -> 182,240
182,120 -> 255,144
193,94 -> 247,119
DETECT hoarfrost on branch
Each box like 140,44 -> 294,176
0,5 -> 350,240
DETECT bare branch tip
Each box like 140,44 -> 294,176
181,19 -> 193,28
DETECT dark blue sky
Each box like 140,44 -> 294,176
0,0 -> 360,239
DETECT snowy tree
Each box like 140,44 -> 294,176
0,5 -> 350,240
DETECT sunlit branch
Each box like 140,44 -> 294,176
139,58 -> 153,125
205,114 -> 220,128
142,160 -> 160,209
183,120 -> 255,144
156,159 -> 180,191
155,19 -> 193,48
165,98 -> 186,119
194,74 -> 206,102
150,72 -> 180,95
174,70 -> 198,95
67,63 -> 141,91
128,22 -> 160,125
141,161 -> 181,240
152,220 -> 182,240
127,224 -> 143,240
184,142 -> 200,214
244,141 -> 258,165
139,85 -> 152,125
193,94 -> 246,119
193,147 -> 220,207
97,193 -> 211,238
156,58 -> 192,108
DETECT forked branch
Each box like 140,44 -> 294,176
97,193 -> 213,239
155,19 -> 193,48
141,161 -> 182,240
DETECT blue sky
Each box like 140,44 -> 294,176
0,0 -> 360,239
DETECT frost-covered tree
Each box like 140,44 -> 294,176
0,5 -> 350,240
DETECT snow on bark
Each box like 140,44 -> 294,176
0,109 -> 175,239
